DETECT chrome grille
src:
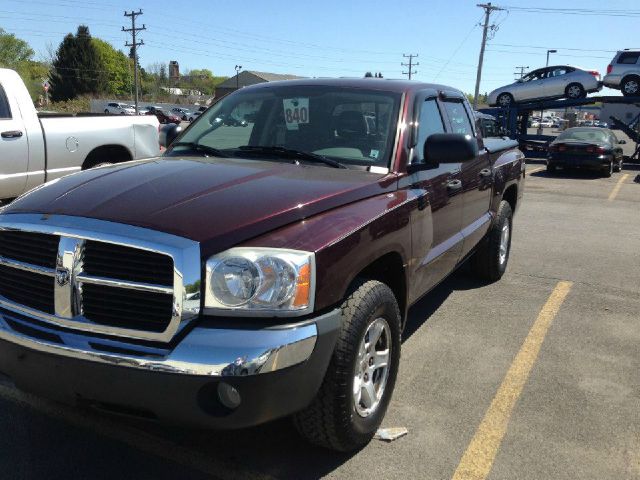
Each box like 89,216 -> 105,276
0,215 -> 201,343
83,241 -> 174,286
0,265 -> 55,314
0,230 -> 59,268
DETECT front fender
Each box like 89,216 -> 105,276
491,148 -> 525,215
243,190 -> 418,312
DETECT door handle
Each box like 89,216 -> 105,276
479,168 -> 492,178
1,130 -> 23,139
446,179 -> 463,192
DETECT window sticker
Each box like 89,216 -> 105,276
369,149 -> 380,160
283,98 -> 309,130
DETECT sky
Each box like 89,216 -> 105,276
1,0 -> 639,95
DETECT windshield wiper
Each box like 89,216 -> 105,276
236,146 -> 346,169
171,142 -> 228,157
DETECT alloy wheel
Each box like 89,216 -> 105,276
498,222 -> 510,266
353,317 -> 391,418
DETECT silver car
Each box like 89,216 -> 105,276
488,65 -> 602,107
602,49 -> 640,96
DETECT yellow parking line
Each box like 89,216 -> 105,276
451,281 -> 573,480
608,173 -> 629,201
526,166 -> 545,175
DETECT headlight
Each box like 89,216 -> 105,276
205,248 -> 315,316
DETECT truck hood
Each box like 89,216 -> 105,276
5,157 -> 397,254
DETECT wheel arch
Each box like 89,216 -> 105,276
502,183 -> 518,214
82,144 -> 133,169
348,251 -> 408,329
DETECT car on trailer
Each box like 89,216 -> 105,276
547,127 -> 625,176
488,66 -> 602,107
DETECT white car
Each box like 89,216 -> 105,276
532,119 -> 554,128
602,49 -> 640,96
104,102 -> 135,115
488,65 -> 602,107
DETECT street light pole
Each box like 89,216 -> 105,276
538,49 -> 557,134
235,65 -> 242,90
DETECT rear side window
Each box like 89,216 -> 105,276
0,84 -> 11,119
442,100 -> 474,136
617,52 -> 640,65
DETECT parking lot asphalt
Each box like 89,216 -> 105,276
0,161 -> 638,480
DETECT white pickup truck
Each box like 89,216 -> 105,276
0,68 -> 160,200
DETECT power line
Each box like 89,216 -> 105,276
473,2 -> 505,109
433,15 -> 482,81
401,54 -> 418,80
123,9 -> 145,113
503,6 -> 640,17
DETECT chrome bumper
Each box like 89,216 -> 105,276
0,308 -> 321,377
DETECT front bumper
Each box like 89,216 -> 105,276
547,154 -> 612,170
0,308 -> 342,428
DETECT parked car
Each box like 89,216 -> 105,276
603,49 -> 640,97
547,127 -> 625,176
147,108 -> 181,124
594,120 -> 608,128
488,65 -> 602,107
171,107 -> 191,121
0,78 -> 524,452
104,102 -> 135,115
188,111 -> 201,122
0,68 -> 160,200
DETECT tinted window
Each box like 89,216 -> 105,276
443,101 -> 474,136
556,128 -> 610,144
618,52 -> 640,65
480,118 -> 500,137
173,86 -> 401,167
416,98 -> 445,158
549,67 -> 572,77
0,84 -> 11,119
522,69 -> 546,82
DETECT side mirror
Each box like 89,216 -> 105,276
158,123 -> 182,148
619,139 -> 627,145
424,133 -> 479,164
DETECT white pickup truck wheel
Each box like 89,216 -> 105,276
293,279 -> 401,452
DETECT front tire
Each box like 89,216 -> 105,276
294,279 -> 401,452
565,83 -> 585,99
470,200 -> 513,282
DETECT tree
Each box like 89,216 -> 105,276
181,68 -> 227,95
49,25 -> 106,101
92,38 -> 132,96
364,71 -> 373,78
0,28 -> 34,69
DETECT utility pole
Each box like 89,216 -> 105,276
473,2 -> 504,109
123,10 -> 145,114
514,66 -> 529,80
401,54 -> 419,80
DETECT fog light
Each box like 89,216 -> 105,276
217,382 -> 241,409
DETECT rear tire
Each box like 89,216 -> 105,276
613,158 -> 622,172
602,161 -> 613,178
565,83 -> 585,99
104,109 -> 109,114
293,279 -> 401,452
497,93 -> 514,107
470,200 -> 513,282
621,76 -> 640,97
547,163 -> 557,173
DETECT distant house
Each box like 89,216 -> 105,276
215,70 -> 305,97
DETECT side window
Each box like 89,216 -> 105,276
550,67 -> 568,77
442,100 -> 474,136
618,52 -> 640,65
481,118 -> 499,137
415,98 -> 445,161
0,84 -> 11,119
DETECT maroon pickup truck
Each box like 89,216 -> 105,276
0,78 -> 524,452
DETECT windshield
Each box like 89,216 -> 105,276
168,85 -> 402,168
556,128 -> 610,143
